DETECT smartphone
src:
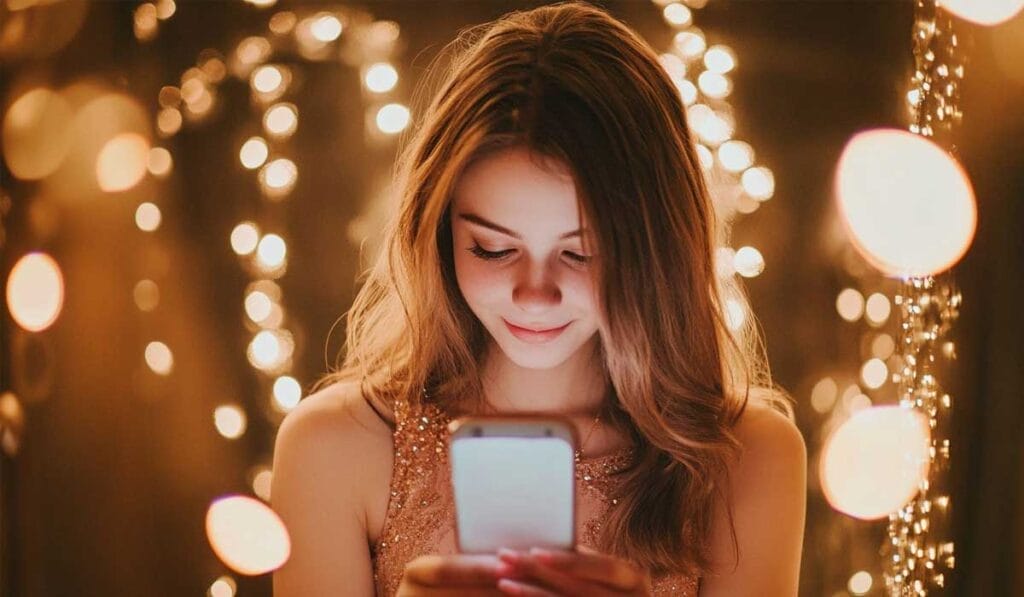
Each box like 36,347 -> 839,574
447,414 -> 577,554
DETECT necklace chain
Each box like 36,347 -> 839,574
574,411 -> 601,462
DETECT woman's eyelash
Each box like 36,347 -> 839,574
467,243 -> 591,264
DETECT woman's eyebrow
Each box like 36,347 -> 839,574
456,211 -> 582,240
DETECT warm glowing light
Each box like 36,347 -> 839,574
145,341 -> 174,375
239,137 -> 269,169
263,104 -> 298,138
810,377 -> 838,414
245,290 -> 273,323
687,104 -> 732,145
209,575 -> 237,597
260,158 -> 297,197
697,71 -> 731,99
235,36 -> 272,67
820,405 -> 930,520
273,376 -> 302,411
741,166 -> 774,201
365,63 -> 399,93
675,78 -> 698,106
836,288 -> 865,322
724,298 -> 746,331
231,222 -> 260,255
673,30 -> 706,60
714,246 -> 736,278
733,246 -> 765,278
695,144 -> 713,171
849,570 -> 873,595
2,88 -> 73,181
148,146 -> 173,176
214,404 -> 247,439
704,45 -> 737,74
96,133 -> 150,192
835,128 -> 977,276
940,0 -> 1024,25
872,333 -> 895,360
310,13 -> 342,41
717,140 -> 754,173
662,3 -> 692,27
865,293 -> 891,326
206,495 -> 290,574
135,202 -> 162,232
7,253 -> 64,332
376,103 -> 410,134
257,234 -> 287,268
157,107 -> 183,135
251,65 -> 283,93
134,279 -> 159,312
860,358 -> 888,390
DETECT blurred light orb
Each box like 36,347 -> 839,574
365,63 -> 398,93
675,78 -> 698,106
673,30 -> 706,60
659,53 -> 686,81
376,103 -> 410,134
230,222 -> 260,255
860,358 -> 889,390
835,128 -> 977,277
2,87 -> 73,180
704,45 -> 737,74
251,65 -> 283,94
941,0 -> 1024,25
741,166 -> 774,201
717,140 -> 754,173
810,377 -> 838,414
245,290 -> 274,323
209,575 -> 237,597
849,570 -> 873,596
133,279 -> 160,312
697,71 -> 732,99
206,494 -> 290,575
310,13 -> 342,42
239,137 -> 269,170
252,466 -> 273,501
733,246 -> 765,278
695,143 -> 714,171
145,341 -> 173,375
157,107 -> 183,136
820,405 -> 931,520
147,147 -> 173,177
871,333 -> 896,360
836,288 -> 865,322
214,404 -> 247,439
273,375 -> 302,411
662,3 -> 692,27
135,202 -> 162,232
714,246 -> 736,278
263,104 -> 297,138
865,292 -> 891,325
96,133 -> 150,192
688,104 -> 733,146
260,158 -> 297,197
257,234 -> 287,268
6,252 -> 64,332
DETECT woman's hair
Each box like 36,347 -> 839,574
314,0 -> 794,577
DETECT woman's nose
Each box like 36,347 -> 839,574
512,259 -> 562,312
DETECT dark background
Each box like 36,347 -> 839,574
1,1 -> 1021,595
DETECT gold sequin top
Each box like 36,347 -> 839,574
369,394 -> 700,596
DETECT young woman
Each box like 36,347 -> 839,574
272,2 -> 806,595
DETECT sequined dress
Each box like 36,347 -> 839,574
369,394 -> 700,596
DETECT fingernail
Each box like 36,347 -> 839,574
497,547 -> 520,563
528,547 -> 554,561
498,578 -> 523,595
495,561 -> 515,576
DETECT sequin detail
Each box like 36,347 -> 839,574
368,395 -> 699,596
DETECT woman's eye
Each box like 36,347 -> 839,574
468,244 -> 514,261
564,251 -> 591,265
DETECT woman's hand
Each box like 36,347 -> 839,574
494,544 -> 653,596
396,553 -> 507,596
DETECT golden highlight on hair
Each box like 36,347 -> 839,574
315,0 -> 794,577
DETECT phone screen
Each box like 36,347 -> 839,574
450,426 -> 576,553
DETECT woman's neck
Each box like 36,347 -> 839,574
476,335 -> 608,417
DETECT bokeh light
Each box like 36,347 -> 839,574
239,137 -> 269,170
375,103 -> 410,134
704,45 -> 737,74
365,62 -> 398,93
230,222 -> 260,256
145,341 -> 174,375
214,404 -> 247,439
836,288 -> 865,322
835,128 -> 977,277
96,133 -> 150,192
272,376 -> 302,412
133,279 -> 160,312
733,246 -> 765,278
6,252 -> 64,332
135,202 -> 162,232
2,87 -> 73,180
940,0 -> 1024,25
820,406 -> 931,520
206,495 -> 290,575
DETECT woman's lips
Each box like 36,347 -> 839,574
503,319 -> 572,344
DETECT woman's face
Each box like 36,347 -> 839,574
450,145 -> 601,370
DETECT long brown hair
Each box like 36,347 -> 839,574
314,0 -> 794,577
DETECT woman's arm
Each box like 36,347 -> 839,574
271,382 -> 392,596
700,402 -> 807,596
